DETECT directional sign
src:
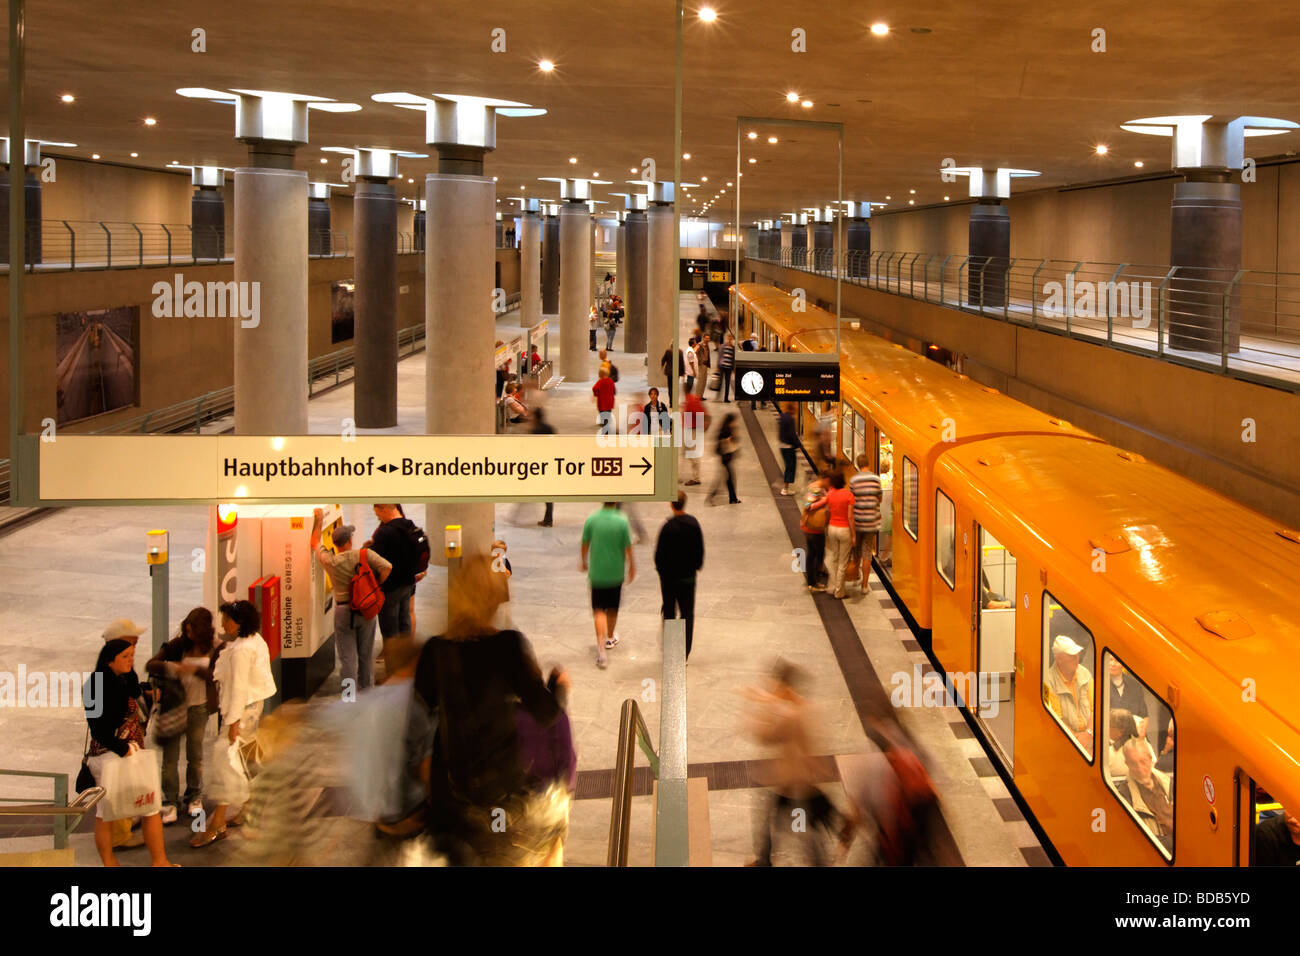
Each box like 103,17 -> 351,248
35,434 -> 665,504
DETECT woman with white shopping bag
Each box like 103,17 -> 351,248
84,639 -> 175,866
192,599 -> 276,848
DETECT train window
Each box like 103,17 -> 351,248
1100,650 -> 1175,861
876,430 -> 895,580
1040,593 -> 1095,762
1246,777 -> 1300,866
977,527 -> 1017,770
901,457 -> 919,540
841,405 -> 856,465
935,490 -> 956,589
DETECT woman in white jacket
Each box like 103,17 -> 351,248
191,599 -> 276,848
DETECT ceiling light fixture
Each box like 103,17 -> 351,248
130,152 -> 139,158
701,176 -> 708,181
91,153 -> 100,159
1134,160 -> 1144,168
747,131 -> 757,139
908,200 -> 914,205
699,6 -> 717,22
144,117 -> 157,126
683,152 -> 691,159
943,195 -> 950,201
538,59 -> 555,72
800,100 -> 813,108
885,194 -> 891,200
320,157 -> 328,163
60,93 -> 75,103
767,136 -> 778,144
569,156 -> 577,163
1095,144 -> 1109,155
748,157 -> 756,164
786,91 -> 799,103
909,189 -> 915,194
871,22 -> 889,36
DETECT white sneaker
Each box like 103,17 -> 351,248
161,804 -> 179,825
187,798 -> 203,817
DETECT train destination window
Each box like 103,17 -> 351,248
1040,593 -> 1095,761
977,527 -> 1017,769
902,457 -> 919,540
876,430 -> 895,579
1101,651 -> 1175,861
935,490 -> 956,589
1246,777 -> 1300,866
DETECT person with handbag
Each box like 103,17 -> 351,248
192,600 -> 276,848
146,607 -> 218,824
800,473 -> 831,591
708,410 -> 742,505
412,553 -> 573,865
84,638 -> 174,866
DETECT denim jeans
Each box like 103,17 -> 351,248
334,604 -> 378,691
781,447 -> 797,484
160,705 -> 208,806
378,583 -> 415,639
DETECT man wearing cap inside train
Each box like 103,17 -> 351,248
1043,634 -> 1094,755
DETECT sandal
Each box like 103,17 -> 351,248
596,653 -> 608,669
189,826 -> 227,848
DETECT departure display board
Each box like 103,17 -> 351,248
732,355 -> 840,401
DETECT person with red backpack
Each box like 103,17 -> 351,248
312,510 -> 392,693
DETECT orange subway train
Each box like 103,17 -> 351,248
734,282 -> 1300,867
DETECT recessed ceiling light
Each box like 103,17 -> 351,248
870,22 -> 889,35
699,6 -> 717,22
908,200 -> 914,205
800,100 -> 813,108
320,157 -> 328,163
909,189 -> 916,194
1134,160 -> 1144,168
144,117 -> 157,126
943,195 -> 950,201
630,166 -> 637,173
538,59 -> 555,72
408,177 -> 414,183
786,91 -> 799,103
60,93 -> 75,103
683,152 -> 691,159
748,157 -> 756,164
701,176 -> 708,182
747,131 -> 758,140
1095,144 -> 1109,155
767,136 -> 778,144
130,152 -> 139,158
91,153 -> 100,159
726,181 -> 733,186
885,194 -> 891,200
593,171 -> 599,176
569,156 -> 578,164
492,176 -> 498,181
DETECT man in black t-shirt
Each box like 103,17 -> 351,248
654,491 -> 705,659
1254,808 -> 1300,866
368,504 -> 423,645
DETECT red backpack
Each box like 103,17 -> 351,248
350,548 -> 386,620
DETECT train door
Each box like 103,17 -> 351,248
1235,771 -> 1300,866
975,524 -> 1017,771
875,427 -> 895,580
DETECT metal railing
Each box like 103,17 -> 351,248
607,619 -> 688,867
0,220 -> 434,272
0,323 -> 428,505
749,248 -> 1300,392
0,769 -> 104,850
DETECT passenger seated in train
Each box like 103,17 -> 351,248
1104,707 -> 1155,780
980,571 -> 1012,609
1042,635 -> 1094,754
1106,658 -> 1149,736
1119,736 -> 1174,852
1253,805 -> 1300,866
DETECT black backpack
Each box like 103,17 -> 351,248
397,518 -> 431,576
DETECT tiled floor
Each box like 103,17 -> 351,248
0,294 -> 1047,866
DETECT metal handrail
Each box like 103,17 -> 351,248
0,769 -> 103,850
607,618 -> 688,867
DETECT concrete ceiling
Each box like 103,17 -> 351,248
7,1 -> 1300,225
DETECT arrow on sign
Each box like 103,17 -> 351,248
378,463 -> 396,473
632,456 -> 652,475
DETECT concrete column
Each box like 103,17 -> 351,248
968,201 -> 1010,307
308,194 -> 331,256
780,224 -> 792,263
427,168 -> 495,556
646,201 -> 675,392
0,168 -> 41,265
192,187 -> 225,260
846,218 -> 870,277
1169,179 -> 1242,351
234,166 -> 308,434
354,178 -> 398,426
790,220 -> 807,268
559,201 -> 592,380
414,206 -> 425,252
519,209 -> 542,328
624,209 -> 648,352
496,216 -> 505,247
615,217 -> 626,297
541,213 -> 560,315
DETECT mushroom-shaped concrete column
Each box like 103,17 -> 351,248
1122,114 -> 1297,352
636,180 -> 695,396
305,180 -> 344,256
1,138 -> 75,265
167,164 -> 231,260
372,91 -> 544,558
540,177 -> 611,381
611,191 -> 650,351
838,200 -> 887,277
510,196 -> 543,329
943,166 -> 1040,308
176,87 -> 362,435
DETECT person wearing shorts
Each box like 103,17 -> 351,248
580,502 -> 635,669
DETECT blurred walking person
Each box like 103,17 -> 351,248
581,503 -> 636,669
708,410 -> 742,505
654,492 -> 704,659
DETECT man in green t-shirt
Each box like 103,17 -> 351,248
580,502 -> 636,669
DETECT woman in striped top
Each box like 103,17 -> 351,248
849,454 -> 883,589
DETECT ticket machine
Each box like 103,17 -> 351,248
203,503 -> 342,701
